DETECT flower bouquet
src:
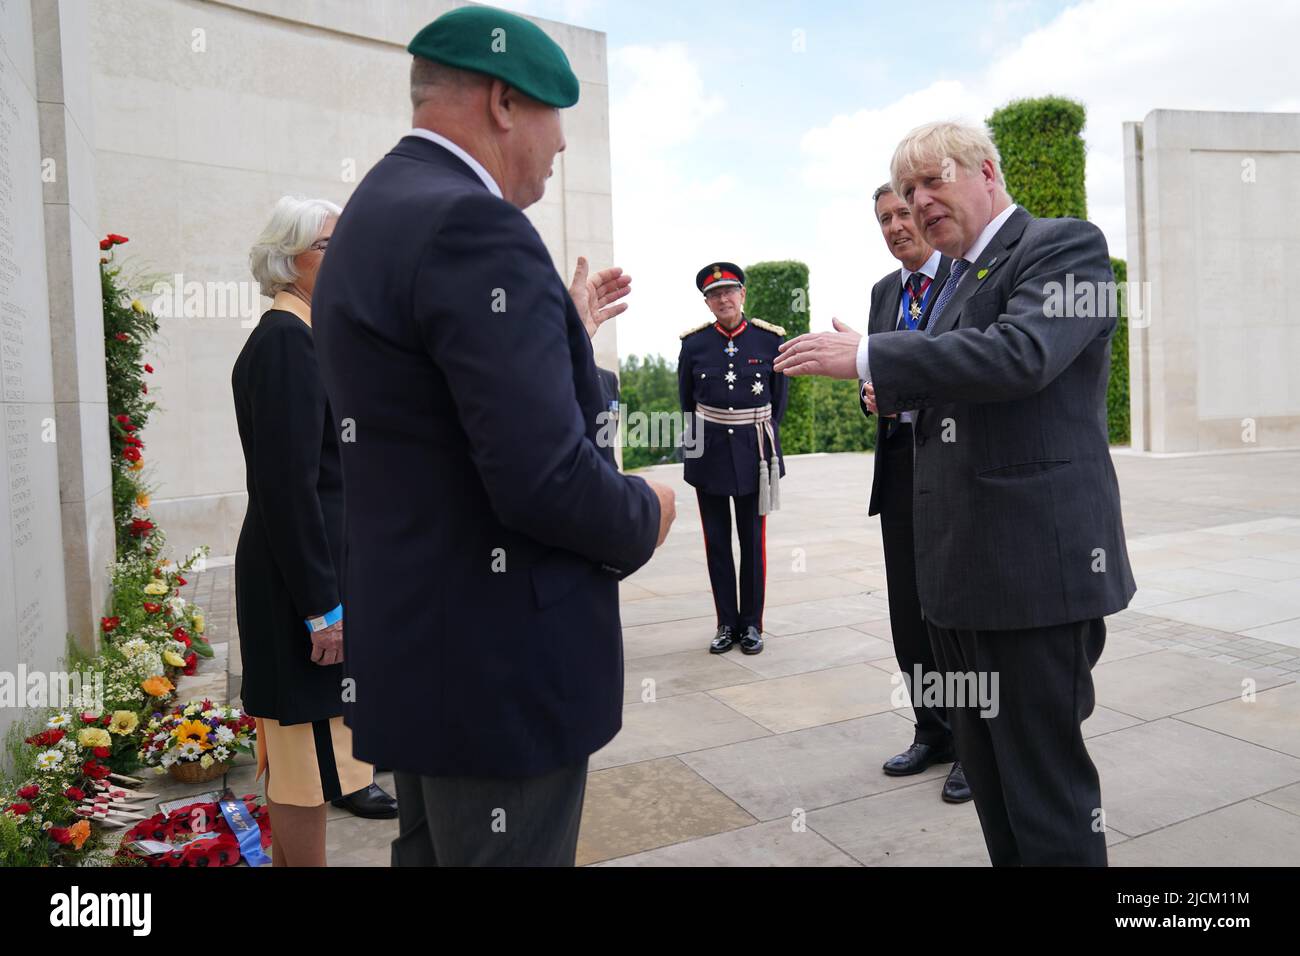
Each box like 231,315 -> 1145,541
138,700 -> 256,784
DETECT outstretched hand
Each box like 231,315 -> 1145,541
773,316 -> 862,379
570,256 -> 632,340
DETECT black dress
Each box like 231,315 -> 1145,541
232,309 -> 344,725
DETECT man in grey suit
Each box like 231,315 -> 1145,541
775,121 -> 1135,865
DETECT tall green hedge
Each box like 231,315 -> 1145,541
744,261 -> 815,454
1107,257 -> 1130,445
987,96 -> 1087,220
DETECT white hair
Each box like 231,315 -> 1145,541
890,121 -> 1009,198
249,196 -> 341,297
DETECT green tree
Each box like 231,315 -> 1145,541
1107,257 -> 1130,445
617,353 -> 681,470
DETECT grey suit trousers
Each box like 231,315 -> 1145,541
390,759 -> 589,867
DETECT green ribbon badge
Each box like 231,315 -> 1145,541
976,257 -> 997,281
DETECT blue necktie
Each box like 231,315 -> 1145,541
925,259 -> 968,335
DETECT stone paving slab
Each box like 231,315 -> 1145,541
187,448 -> 1300,866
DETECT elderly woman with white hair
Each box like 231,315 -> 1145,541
232,196 -> 389,866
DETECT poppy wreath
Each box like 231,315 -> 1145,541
115,795 -> 271,867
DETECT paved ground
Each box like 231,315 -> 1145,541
182,448 -> 1300,866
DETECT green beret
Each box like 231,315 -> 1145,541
408,5 -> 580,109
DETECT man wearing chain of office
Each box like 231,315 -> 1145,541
678,262 -> 787,655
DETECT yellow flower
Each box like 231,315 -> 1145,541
130,299 -> 145,313
77,727 -> 112,749
108,711 -> 139,735
192,613 -> 205,634
129,459 -> 144,472
144,581 -> 168,596
162,649 -> 186,667
199,754 -> 214,769
135,492 -> 151,509
174,719 -> 213,750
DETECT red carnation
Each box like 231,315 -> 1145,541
115,414 -> 131,424
172,627 -> 191,647
130,518 -> 154,537
80,712 -> 99,723
183,653 -> 199,676
82,759 -> 111,780
176,576 -> 187,586
49,827 -> 72,845
144,364 -> 154,373
8,803 -> 31,815
93,746 -> 111,758
107,233 -> 129,245
122,446 -> 141,462
100,616 -> 120,633
143,602 -> 162,614
17,784 -> 39,800
99,238 -> 112,251
65,786 -> 85,801
25,728 -> 64,746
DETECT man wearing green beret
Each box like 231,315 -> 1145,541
313,6 -> 678,867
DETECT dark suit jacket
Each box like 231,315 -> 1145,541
860,256 -> 951,516
312,136 -> 661,778
869,208 -> 1136,631
231,309 -> 346,724
596,366 -> 620,467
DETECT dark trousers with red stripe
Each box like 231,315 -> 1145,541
697,489 -> 766,632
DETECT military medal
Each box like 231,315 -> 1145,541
900,275 -> 933,331
724,340 -> 738,357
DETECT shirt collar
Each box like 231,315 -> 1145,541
899,248 -> 942,286
406,128 -> 503,199
961,203 -> 1018,266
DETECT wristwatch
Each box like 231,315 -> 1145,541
305,604 -> 343,633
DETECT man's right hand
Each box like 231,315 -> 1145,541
646,480 -> 677,547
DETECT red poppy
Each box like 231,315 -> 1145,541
25,728 -> 64,746
143,602 -> 162,614
65,786 -> 85,801
122,446 -> 141,462
101,616 -> 120,633
107,233 -> 129,245
8,803 -> 31,815
99,238 -> 112,251
17,784 -> 39,800
144,364 -> 154,373
172,627 -> 191,647
93,746 -> 111,758
49,827 -> 72,844
130,518 -> 154,537
176,576 -> 187,586
183,653 -> 198,676
115,414 -> 131,424
82,759 -> 111,780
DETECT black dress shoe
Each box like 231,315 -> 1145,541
881,741 -> 956,776
709,626 -> 738,654
739,626 -> 764,655
941,761 -> 973,803
331,782 -> 399,819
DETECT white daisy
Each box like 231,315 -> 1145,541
35,749 -> 64,770
177,741 -> 203,759
47,713 -> 71,729
215,726 -> 235,744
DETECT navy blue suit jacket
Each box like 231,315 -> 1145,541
313,136 -> 661,777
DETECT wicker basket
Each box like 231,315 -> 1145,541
168,759 -> 231,784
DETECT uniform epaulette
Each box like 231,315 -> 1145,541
750,318 -> 786,337
680,320 -> 714,340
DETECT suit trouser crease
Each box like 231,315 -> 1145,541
928,619 -> 1108,866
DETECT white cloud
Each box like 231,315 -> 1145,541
608,43 -> 749,360
799,0 -> 1300,331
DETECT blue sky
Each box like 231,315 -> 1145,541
506,0 -> 1300,361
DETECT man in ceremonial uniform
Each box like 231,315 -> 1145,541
678,262 -> 787,655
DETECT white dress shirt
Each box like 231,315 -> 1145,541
406,127 -> 503,199
857,204 -> 1019,384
